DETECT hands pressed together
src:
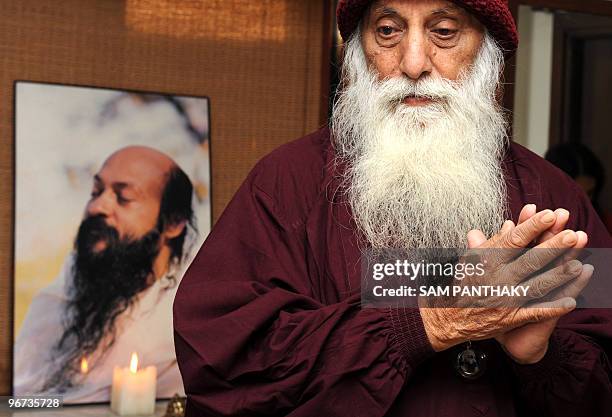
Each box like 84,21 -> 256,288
420,205 -> 594,364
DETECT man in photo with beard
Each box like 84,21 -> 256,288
174,1 -> 612,416
15,146 -> 197,403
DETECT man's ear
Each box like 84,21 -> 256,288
162,220 -> 187,239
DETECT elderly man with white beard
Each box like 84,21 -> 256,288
174,0 -> 612,416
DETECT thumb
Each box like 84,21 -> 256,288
467,230 -> 487,248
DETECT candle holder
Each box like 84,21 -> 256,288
163,394 -> 186,417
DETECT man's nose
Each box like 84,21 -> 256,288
86,192 -> 113,217
398,30 -> 434,81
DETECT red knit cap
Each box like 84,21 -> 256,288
336,0 -> 518,59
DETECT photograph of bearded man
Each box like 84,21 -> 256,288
12,82 -> 210,404
14,146 -> 197,402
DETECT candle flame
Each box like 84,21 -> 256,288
129,352 -> 139,374
80,357 -> 88,374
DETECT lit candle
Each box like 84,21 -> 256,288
111,352 -> 157,416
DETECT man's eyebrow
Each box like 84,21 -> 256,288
431,5 -> 462,17
372,6 -> 401,19
93,174 -> 142,195
112,182 -> 141,195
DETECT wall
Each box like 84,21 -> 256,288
0,0 -> 328,393
513,5 -> 554,155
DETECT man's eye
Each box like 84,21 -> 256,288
117,194 -> 130,205
377,26 -> 397,37
91,189 -> 102,198
433,28 -> 456,38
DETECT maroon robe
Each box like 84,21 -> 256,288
174,127 -> 612,416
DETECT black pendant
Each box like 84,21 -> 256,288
455,342 -> 488,380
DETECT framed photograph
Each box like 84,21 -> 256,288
12,81 -> 211,404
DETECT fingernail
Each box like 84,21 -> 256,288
542,211 -> 555,223
564,298 -> 576,309
583,264 -> 595,274
563,231 -> 577,245
568,260 -> 583,274
527,204 -> 536,210
557,208 -> 569,218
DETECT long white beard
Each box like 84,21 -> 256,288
331,31 -> 508,250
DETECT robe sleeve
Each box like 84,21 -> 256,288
173,161 -> 433,417
512,181 -> 612,416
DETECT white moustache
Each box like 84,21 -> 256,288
375,75 -> 459,104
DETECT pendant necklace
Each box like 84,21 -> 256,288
455,340 -> 488,380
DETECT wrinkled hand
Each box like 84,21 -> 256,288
471,205 -> 592,364
421,209 -> 584,353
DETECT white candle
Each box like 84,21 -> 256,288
111,352 -> 157,416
